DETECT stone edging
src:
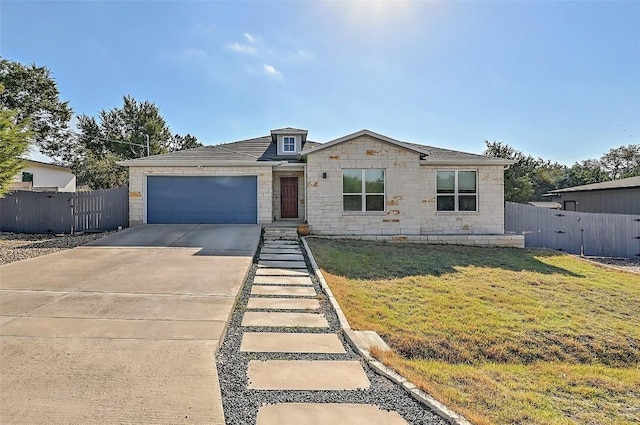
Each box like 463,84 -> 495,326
301,237 -> 473,425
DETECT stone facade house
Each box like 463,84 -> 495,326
120,128 -> 523,247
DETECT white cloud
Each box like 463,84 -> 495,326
227,42 -> 257,55
244,33 -> 255,43
263,64 -> 282,77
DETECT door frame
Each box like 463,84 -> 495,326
280,176 -> 299,219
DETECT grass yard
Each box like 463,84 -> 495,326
306,238 -> 640,425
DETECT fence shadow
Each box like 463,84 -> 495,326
306,238 -> 583,280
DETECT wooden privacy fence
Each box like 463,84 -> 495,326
505,202 -> 640,258
0,186 -> 128,234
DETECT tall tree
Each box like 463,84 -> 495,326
71,95 -> 199,189
0,58 -> 72,157
484,141 -> 538,203
560,159 -> 610,187
599,144 -> 640,180
0,89 -> 32,196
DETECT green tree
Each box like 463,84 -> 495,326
560,159 -> 609,187
71,95 -> 199,189
0,58 -> 72,157
0,106 -> 32,196
600,144 -> 640,180
169,133 -> 202,151
484,141 -> 538,203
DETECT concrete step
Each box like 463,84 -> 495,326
241,312 -> 328,328
260,248 -> 302,255
240,332 -> 346,354
258,260 -> 307,269
263,227 -> 299,241
262,241 -> 299,246
259,253 -> 305,262
251,286 -> 316,297
253,276 -> 313,286
247,360 -> 370,390
246,297 -> 320,310
256,403 -> 408,425
255,268 -> 309,277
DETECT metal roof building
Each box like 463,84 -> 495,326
546,176 -> 640,215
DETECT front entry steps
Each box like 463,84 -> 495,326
263,227 -> 299,241
229,238 -> 412,425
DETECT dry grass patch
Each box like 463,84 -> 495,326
307,238 -> 640,425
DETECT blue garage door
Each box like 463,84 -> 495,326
147,176 -> 257,224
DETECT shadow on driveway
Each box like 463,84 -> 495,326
85,224 -> 262,256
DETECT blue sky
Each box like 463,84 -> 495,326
2,1 -> 639,165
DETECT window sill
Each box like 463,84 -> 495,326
343,211 -> 386,216
435,211 -> 479,215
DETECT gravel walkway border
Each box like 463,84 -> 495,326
216,238 -> 446,425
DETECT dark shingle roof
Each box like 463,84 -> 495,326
120,129 -> 512,166
550,176 -> 640,193
119,136 -> 321,166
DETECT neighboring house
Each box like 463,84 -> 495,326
527,201 -> 561,210
120,128 -> 523,246
9,159 -> 76,192
545,176 -> 640,215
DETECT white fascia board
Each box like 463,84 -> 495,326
117,160 -> 277,167
420,158 -> 515,166
300,129 -> 430,156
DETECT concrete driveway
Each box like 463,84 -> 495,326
0,224 -> 261,424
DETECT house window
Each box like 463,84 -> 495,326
343,169 -> 385,212
283,136 -> 296,153
436,170 -> 477,212
22,172 -> 33,183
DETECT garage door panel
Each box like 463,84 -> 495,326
147,176 -> 257,224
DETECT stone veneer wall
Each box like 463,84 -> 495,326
306,135 -> 507,236
272,170 -> 305,221
127,166 -> 273,226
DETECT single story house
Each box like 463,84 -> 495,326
9,159 -> 76,192
120,128 -> 524,246
545,176 -> 640,215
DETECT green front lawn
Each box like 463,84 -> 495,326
306,238 -> 640,425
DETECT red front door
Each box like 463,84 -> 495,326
280,177 -> 298,219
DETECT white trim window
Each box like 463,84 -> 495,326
283,136 -> 296,153
343,169 -> 385,212
436,170 -> 477,212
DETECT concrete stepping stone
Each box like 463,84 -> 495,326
263,242 -> 298,247
260,248 -> 301,254
247,298 -> 319,310
259,254 -> 305,261
247,360 -> 370,390
253,276 -> 312,286
258,261 -> 307,269
241,312 -> 328,328
255,268 -> 309,277
240,332 -> 345,353
251,286 -> 316,297
256,403 -> 408,425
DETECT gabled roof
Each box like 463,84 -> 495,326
528,201 -> 562,209
300,129 -> 430,156
300,129 -> 514,165
23,158 -> 72,171
270,127 -> 308,143
549,176 -> 640,193
119,136 -> 321,167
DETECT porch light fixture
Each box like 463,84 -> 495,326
322,172 -> 327,179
